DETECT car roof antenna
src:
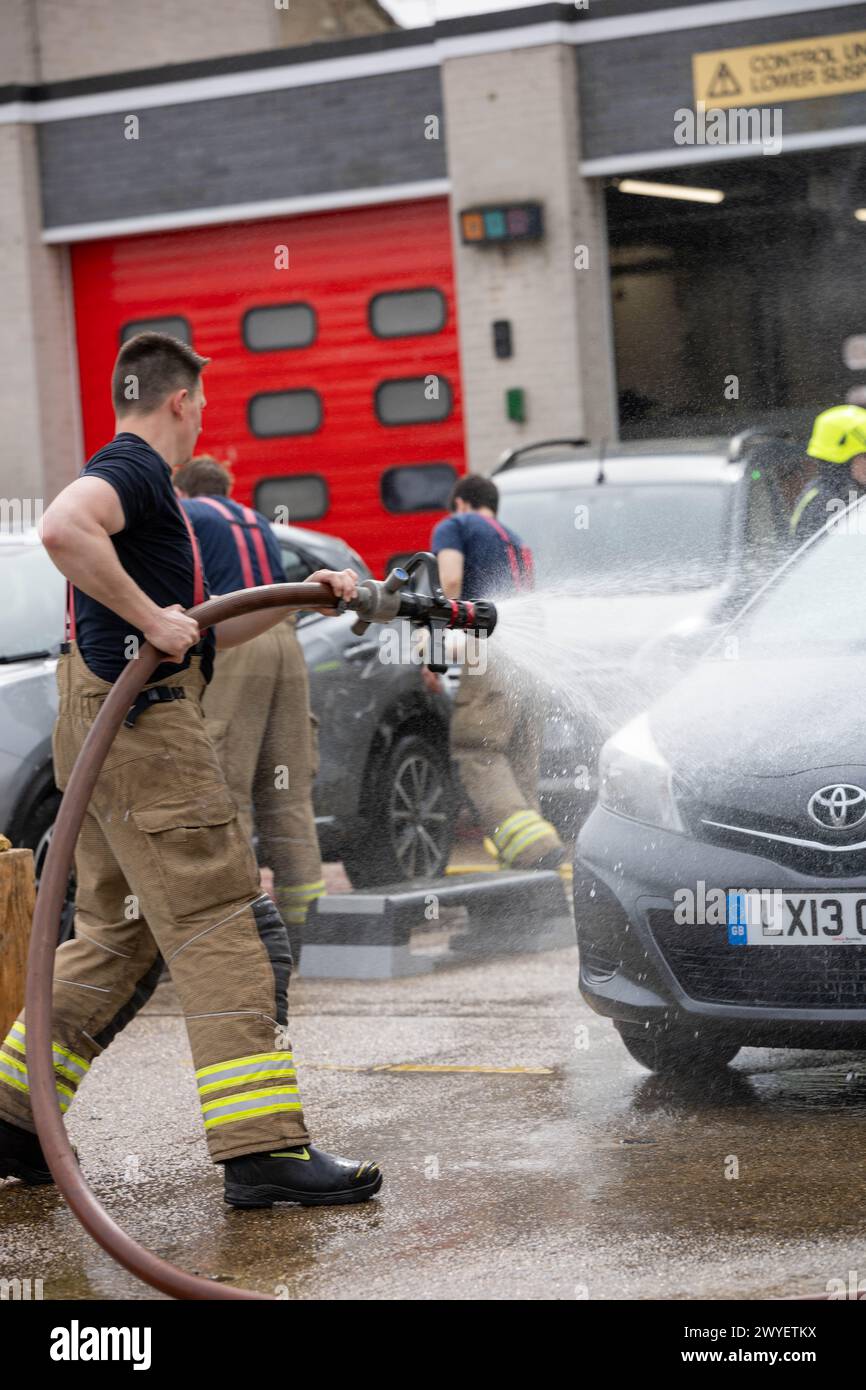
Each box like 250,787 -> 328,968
596,437 -> 607,485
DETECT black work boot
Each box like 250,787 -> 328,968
223,1144 -> 383,1209
0,1117 -> 54,1185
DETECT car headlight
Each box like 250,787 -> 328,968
598,713 -> 684,833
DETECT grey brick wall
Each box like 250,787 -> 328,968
39,69 -> 446,229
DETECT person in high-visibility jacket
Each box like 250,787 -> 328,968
789,405 -> 866,543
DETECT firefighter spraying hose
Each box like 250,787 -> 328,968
24,558 -> 496,1301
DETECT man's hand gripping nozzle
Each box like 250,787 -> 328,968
341,551 -> 498,673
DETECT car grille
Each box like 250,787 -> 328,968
688,806 -> 866,878
647,910 -> 866,1009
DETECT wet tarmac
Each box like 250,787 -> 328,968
3,938 -> 866,1300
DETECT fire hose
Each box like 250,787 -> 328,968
25,556 -> 497,1301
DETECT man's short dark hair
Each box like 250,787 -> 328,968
173,455 -> 232,497
450,474 -> 499,514
112,332 -> 210,415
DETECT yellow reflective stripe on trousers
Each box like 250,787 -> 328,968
195,1052 -> 296,1094
281,881 -> 325,902
198,1065 -> 298,1096
201,1086 -> 302,1129
52,1039 -> 90,1079
501,821 -> 557,865
492,810 -> 538,852
1,1022 -> 89,1094
0,1051 -> 76,1111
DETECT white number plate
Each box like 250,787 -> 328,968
727,890 -> 866,946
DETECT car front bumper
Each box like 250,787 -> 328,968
575,805 -> 866,1047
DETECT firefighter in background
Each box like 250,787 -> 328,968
789,404 -> 866,543
0,332 -> 382,1207
173,456 -> 324,957
430,475 -> 564,871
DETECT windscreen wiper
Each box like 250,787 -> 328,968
0,649 -> 54,664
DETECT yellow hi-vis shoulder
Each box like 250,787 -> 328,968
807,405 -> 866,465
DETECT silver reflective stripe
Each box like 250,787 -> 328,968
0,1058 -> 25,1088
53,1049 -> 87,1081
0,1058 -> 72,1110
197,1056 -> 296,1091
202,1088 -> 300,1120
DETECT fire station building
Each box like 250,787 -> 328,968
5,0 -> 866,570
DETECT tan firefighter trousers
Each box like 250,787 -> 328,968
451,649 -> 563,868
0,642 -> 311,1162
201,621 -> 324,929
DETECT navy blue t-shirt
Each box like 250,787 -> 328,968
431,511 -> 528,600
181,496 -> 287,594
72,433 -> 215,685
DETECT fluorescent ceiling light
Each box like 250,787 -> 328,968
617,179 -> 725,205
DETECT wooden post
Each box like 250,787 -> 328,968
0,848 -> 35,1041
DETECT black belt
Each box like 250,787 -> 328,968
124,686 -> 186,728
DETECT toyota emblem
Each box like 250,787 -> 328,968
807,784 -> 866,831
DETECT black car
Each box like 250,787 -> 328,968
575,495 -> 866,1074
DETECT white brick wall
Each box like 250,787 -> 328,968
30,0 -> 278,83
0,125 -> 80,507
0,0 -> 39,85
442,44 -> 617,475
0,0 -> 398,85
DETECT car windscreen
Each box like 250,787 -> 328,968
497,482 -> 732,593
733,504 -> 866,655
1,542 -> 65,661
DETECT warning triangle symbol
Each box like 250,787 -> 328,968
707,61 -> 741,99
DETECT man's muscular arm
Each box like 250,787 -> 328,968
40,477 -> 200,662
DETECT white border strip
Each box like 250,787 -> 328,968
41,178 -> 452,244
582,122 -> 866,175
1,0 -> 860,125
0,43 -> 441,124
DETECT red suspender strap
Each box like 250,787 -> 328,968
520,545 -> 535,590
66,583 -> 76,642
178,506 -> 205,607
479,514 -> 522,589
194,496 -> 258,589
239,503 -> 275,584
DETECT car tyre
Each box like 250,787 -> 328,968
616,1023 -> 739,1075
341,733 -> 454,888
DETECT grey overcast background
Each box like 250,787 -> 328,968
384,0 -> 550,25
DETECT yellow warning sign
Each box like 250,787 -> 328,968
693,28 -> 866,109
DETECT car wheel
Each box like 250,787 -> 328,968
341,733 -> 454,888
18,791 -> 76,944
616,1024 -> 739,1075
